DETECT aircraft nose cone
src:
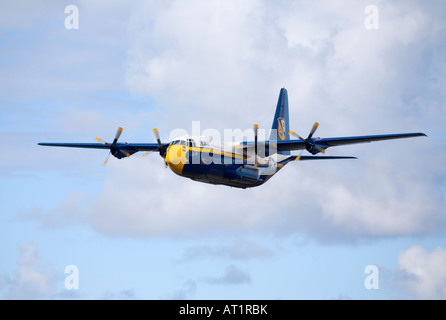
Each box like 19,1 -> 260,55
165,145 -> 187,175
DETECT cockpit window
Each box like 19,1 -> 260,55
200,140 -> 208,147
170,139 -> 196,146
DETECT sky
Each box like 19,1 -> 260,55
0,0 -> 445,300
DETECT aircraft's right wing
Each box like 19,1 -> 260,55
276,132 -> 427,152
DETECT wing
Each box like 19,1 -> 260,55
276,132 -> 427,152
37,142 -> 164,152
38,142 -> 110,149
38,127 -> 172,166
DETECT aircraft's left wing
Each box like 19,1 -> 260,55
38,142 -> 166,165
276,132 -> 427,152
37,142 -> 162,152
38,127 -> 172,165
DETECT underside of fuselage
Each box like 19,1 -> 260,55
177,163 -> 280,189
180,163 -> 275,189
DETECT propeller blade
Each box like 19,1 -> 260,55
307,122 -> 319,139
103,151 -> 111,166
295,149 -> 304,161
119,150 -> 130,158
153,128 -> 168,159
314,144 -> 325,154
153,128 -> 162,149
112,127 -> 123,144
289,130 -> 305,140
95,137 -> 108,145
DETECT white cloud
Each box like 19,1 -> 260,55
397,245 -> 446,299
82,157 -> 283,237
204,265 -> 252,285
167,280 -> 197,300
124,0 -> 446,132
125,0 -> 265,123
319,164 -> 445,238
101,289 -> 136,300
179,238 -> 274,261
3,243 -> 57,299
19,191 -> 89,229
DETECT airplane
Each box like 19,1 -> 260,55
38,88 -> 426,189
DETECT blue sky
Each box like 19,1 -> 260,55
1,0 -> 446,300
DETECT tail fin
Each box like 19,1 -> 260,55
270,88 -> 290,155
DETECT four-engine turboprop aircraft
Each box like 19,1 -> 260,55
38,88 -> 426,188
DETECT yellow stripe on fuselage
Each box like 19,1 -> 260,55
189,146 -> 247,160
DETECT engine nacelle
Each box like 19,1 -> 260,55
305,138 -> 327,155
111,144 -> 138,159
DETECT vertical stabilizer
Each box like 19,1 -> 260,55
270,88 -> 290,155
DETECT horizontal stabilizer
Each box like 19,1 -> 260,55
296,155 -> 357,161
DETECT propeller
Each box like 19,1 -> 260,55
289,122 -> 326,158
96,127 -> 128,166
95,127 -> 167,167
153,128 -> 168,167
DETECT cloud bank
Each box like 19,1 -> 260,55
397,245 -> 446,299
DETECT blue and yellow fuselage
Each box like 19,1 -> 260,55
164,143 -> 289,189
